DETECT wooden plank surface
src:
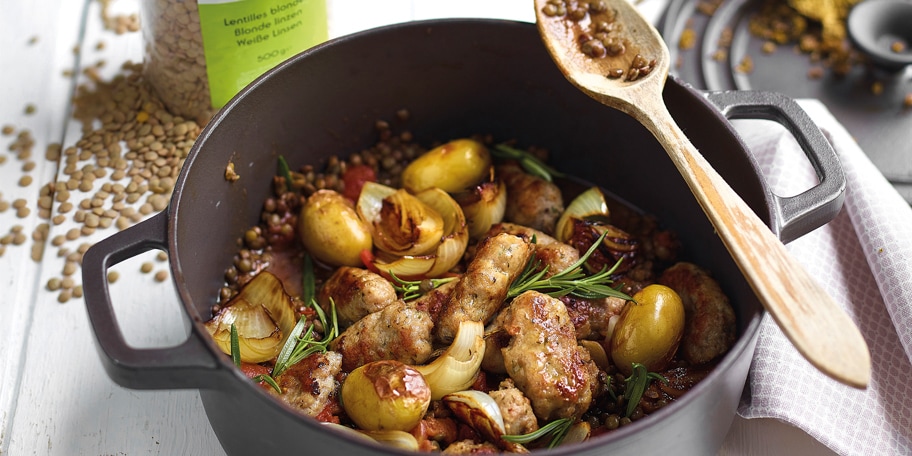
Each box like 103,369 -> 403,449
0,0 -> 87,451
0,0 -> 838,454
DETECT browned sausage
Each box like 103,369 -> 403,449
330,300 -> 434,372
486,222 -> 580,277
434,233 -> 534,343
269,351 -> 342,417
658,262 -> 736,365
497,162 -> 564,235
317,266 -> 397,327
496,290 -> 598,421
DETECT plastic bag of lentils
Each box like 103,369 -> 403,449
141,0 -> 328,123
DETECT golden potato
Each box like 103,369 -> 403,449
341,360 -> 431,432
401,138 -> 492,193
298,190 -> 372,267
609,284 -> 685,375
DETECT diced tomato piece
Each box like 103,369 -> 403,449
341,164 -> 376,201
240,363 -> 271,379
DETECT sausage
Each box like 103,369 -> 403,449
497,162 -> 564,235
270,351 -> 343,418
434,233 -> 534,343
486,222 -> 580,277
658,262 -> 736,365
495,290 -> 598,421
318,266 -> 398,327
330,300 -> 434,372
441,440 -> 500,454
489,378 -> 539,436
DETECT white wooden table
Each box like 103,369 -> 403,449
0,0 -> 838,454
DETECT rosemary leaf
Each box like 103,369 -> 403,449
302,253 -> 315,305
623,363 -> 668,417
229,323 -> 241,368
271,317 -> 309,378
389,272 -> 458,301
252,374 -> 282,394
277,155 -> 293,187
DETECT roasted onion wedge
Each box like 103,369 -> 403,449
443,390 -> 528,453
555,186 -> 609,243
204,271 -> 297,363
357,182 -> 444,256
415,320 -> 484,400
364,185 -> 469,279
452,179 -> 507,241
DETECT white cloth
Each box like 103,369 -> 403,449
731,100 -> 912,456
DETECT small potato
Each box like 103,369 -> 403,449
341,360 -> 431,432
401,138 -> 492,193
609,284 -> 685,376
298,190 -> 372,267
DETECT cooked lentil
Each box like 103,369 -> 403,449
539,0 -> 657,82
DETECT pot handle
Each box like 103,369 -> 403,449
82,210 -> 226,390
702,90 -> 845,244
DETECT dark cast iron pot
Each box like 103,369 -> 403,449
82,19 -> 844,456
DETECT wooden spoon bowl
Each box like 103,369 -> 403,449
535,0 -> 870,388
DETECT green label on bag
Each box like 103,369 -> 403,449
197,0 -> 327,108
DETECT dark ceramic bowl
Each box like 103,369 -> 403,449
83,19 -> 844,456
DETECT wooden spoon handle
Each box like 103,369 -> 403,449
637,95 -> 870,388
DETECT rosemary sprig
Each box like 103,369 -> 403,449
388,272 -> 458,301
271,298 -> 339,379
492,144 -> 566,182
623,362 -> 668,418
502,418 -> 573,449
507,231 -> 632,301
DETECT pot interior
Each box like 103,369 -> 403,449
169,18 -> 765,455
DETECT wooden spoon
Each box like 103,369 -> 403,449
534,0 -> 870,388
